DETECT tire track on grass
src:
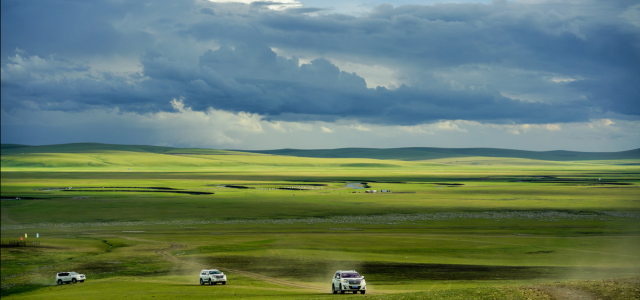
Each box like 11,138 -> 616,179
1,207 -> 19,224
91,234 -> 327,292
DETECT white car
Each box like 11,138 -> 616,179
199,269 -> 227,285
331,270 -> 366,294
56,272 -> 85,285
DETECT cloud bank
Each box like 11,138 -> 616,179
1,0 -> 639,150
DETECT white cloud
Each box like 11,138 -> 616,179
351,124 -> 370,132
321,126 -> 334,133
620,4 -> 640,28
207,0 -> 301,10
1,50 -> 88,81
550,77 -> 577,83
330,59 -> 403,89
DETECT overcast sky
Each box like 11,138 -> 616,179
2,0 -> 639,151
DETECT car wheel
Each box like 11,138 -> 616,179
209,280 -> 214,285
339,284 -> 345,294
72,278 -> 77,284
332,284 -> 337,294
360,291 -> 366,294
222,281 -> 226,285
200,278 -> 204,285
57,279 -> 63,285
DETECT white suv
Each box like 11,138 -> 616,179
331,270 -> 366,294
199,269 -> 227,285
56,272 -> 85,285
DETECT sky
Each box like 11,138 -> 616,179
1,0 -> 639,151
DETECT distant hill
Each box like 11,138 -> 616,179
239,147 -> 640,161
0,143 -> 236,155
2,143 -> 638,161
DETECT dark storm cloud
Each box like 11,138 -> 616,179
0,0 -> 155,58
1,0 -> 638,125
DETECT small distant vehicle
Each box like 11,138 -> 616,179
331,270 -> 366,294
56,272 -> 85,285
199,269 -> 227,285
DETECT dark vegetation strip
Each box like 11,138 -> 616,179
521,181 -> 632,185
34,187 -> 180,191
297,179 -> 400,184
214,183 -> 328,186
224,184 -> 330,190
0,240 -> 40,247
60,190 -> 213,195
224,185 -> 254,189
1,196 -> 42,200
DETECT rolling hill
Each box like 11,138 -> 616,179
2,143 -> 639,161
240,147 -> 640,161
0,143 -> 237,155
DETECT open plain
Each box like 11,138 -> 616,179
2,144 -> 639,299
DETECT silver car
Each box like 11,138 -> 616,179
199,269 -> 227,285
332,270 -> 366,294
56,272 -> 85,285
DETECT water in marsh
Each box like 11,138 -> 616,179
345,183 -> 365,189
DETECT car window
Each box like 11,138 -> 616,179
70,272 -> 78,275
342,272 -> 360,278
209,271 -> 221,274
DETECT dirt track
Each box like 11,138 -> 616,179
94,234 -> 327,293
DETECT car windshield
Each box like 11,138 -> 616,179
69,272 -> 78,275
341,272 -> 360,278
209,271 -> 221,274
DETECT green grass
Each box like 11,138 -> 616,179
2,144 -> 640,298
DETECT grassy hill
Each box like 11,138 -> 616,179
241,147 -> 640,161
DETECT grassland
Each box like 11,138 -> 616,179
1,144 -> 639,299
